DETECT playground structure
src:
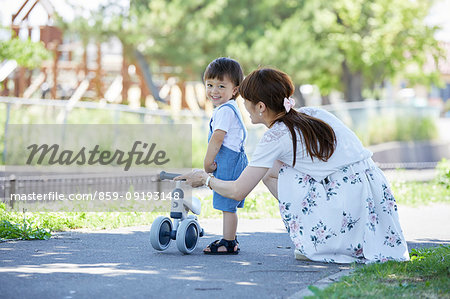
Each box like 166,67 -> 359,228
0,0 -> 213,115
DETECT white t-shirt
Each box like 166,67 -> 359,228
211,100 -> 245,152
249,107 -> 372,181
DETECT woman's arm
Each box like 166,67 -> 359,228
204,129 -> 226,173
177,166 -> 269,202
261,160 -> 283,200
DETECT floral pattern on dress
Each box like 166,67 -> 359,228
322,258 -> 336,263
373,253 -> 397,263
347,243 -> 364,258
279,202 -> 292,231
340,211 -> 360,233
295,173 -> 315,187
294,242 -> 306,254
384,226 -> 403,247
365,168 -> 375,181
286,214 -> 305,252
277,151 -> 409,263
279,202 -> 304,236
343,172 -> 362,184
380,184 -> 397,215
325,179 -> 341,198
290,217 -> 303,236
310,220 -> 337,250
301,186 -> 319,215
366,197 -> 379,232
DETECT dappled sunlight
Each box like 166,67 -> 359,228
177,269 -> 202,276
0,263 -> 160,276
2,260 -> 14,263
32,251 -> 72,258
308,264 -> 330,269
168,275 -> 205,281
0,247 -> 14,251
235,281 -> 258,286
231,261 -> 251,266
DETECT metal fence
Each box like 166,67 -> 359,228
0,168 -> 183,209
0,96 -> 444,208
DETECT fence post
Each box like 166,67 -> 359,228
8,175 -> 15,209
3,102 -> 11,164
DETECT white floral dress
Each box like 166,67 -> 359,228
249,107 -> 410,263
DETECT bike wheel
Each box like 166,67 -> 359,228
176,219 -> 200,254
150,216 -> 172,251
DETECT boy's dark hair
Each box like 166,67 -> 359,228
203,57 -> 244,98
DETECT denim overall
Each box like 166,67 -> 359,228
208,102 -> 248,212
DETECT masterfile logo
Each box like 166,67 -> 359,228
2,124 -> 192,212
4,124 -> 191,170
26,141 -> 170,171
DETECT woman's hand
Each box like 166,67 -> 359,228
174,169 -> 208,187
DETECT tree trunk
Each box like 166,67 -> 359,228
121,52 -> 130,104
293,85 -> 306,107
341,60 -> 363,102
95,43 -> 104,99
321,95 -> 331,105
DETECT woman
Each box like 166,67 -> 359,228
177,68 -> 409,263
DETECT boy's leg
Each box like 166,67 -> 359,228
203,211 -> 238,253
223,211 -> 238,241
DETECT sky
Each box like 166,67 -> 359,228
0,0 -> 449,41
425,0 -> 450,42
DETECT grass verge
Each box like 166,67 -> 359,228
1,159 -> 448,239
306,245 -> 450,298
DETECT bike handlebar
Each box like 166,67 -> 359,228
159,171 -> 183,181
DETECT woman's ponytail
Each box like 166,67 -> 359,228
278,111 -> 336,165
240,68 -> 337,165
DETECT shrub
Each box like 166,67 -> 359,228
436,159 -> 450,189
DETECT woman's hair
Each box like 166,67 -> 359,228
239,68 -> 336,164
203,57 -> 244,98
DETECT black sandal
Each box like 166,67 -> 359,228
203,238 -> 240,255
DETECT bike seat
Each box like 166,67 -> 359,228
183,196 -> 201,215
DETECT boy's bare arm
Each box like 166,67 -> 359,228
204,129 -> 226,173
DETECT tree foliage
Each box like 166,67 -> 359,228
0,36 -> 51,69
62,0 -> 443,101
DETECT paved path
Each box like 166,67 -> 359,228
1,203 -> 449,299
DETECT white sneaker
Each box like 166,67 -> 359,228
294,249 -> 310,261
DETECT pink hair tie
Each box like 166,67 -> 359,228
283,97 -> 295,113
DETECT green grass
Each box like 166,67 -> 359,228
390,159 -> 449,207
1,178 -> 446,240
0,201 -> 167,241
199,189 -> 280,219
391,180 -> 450,206
1,160 -> 448,239
306,245 -> 450,299
355,115 -> 438,146
0,218 -> 51,241
0,189 -> 280,236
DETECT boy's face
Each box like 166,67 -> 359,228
205,76 -> 238,107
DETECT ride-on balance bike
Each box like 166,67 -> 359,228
150,171 -> 204,254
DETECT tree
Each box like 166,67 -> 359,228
0,37 -> 51,69
62,0 -> 443,101
247,0 -> 443,101
0,36 -> 51,94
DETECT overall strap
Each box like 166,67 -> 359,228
208,117 -> 213,142
219,102 -> 247,149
